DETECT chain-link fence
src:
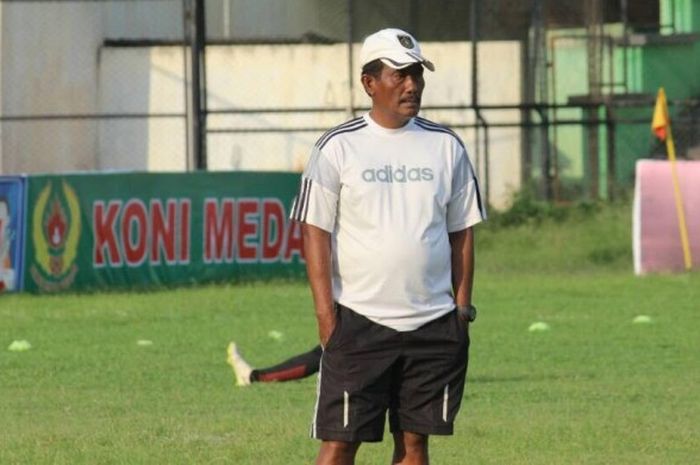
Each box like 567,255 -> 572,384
0,0 -> 190,174
1,0 -> 698,208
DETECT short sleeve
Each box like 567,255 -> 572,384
446,148 -> 486,232
289,146 -> 340,232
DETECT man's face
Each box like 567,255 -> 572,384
365,63 -> 425,127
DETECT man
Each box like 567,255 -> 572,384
226,342 -> 321,385
291,28 -> 485,465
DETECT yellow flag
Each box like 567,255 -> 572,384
651,87 -> 669,141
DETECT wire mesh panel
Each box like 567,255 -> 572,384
204,0 -> 353,175
0,0 -> 188,175
1,0 -> 696,207
203,0 -> 526,209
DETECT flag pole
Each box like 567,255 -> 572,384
653,88 -> 692,270
666,126 -> 693,270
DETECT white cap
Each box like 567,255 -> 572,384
360,28 -> 435,72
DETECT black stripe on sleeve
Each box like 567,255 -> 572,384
316,117 -> 367,149
414,117 -> 462,138
318,122 -> 367,150
314,117 -> 364,149
295,177 -> 312,222
301,179 -> 312,223
291,178 -> 307,221
290,195 -> 299,220
473,175 -> 486,219
414,118 -> 465,150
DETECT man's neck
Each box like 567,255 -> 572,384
369,109 -> 412,129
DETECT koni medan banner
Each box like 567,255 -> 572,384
23,172 -> 305,292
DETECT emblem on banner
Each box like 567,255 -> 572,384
30,180 -> 81,291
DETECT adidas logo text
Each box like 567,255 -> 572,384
362,165 -> 434,183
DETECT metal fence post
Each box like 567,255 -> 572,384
191,0 -> 207,170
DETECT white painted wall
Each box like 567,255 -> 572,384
98,47 -> 187,171
204,42 -> 522,208
1,2 -> 103,174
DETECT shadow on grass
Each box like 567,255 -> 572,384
471,372 -> 596,384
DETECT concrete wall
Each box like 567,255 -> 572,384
0,2 -> 103,174
98,47 -> 187,171
1,40 -> 522,208
0,1 -> 522,209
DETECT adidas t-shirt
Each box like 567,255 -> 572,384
292,113 -> 486,331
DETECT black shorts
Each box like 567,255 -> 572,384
310,305 -> 470,442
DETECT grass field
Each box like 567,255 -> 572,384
1,202 -> 699,464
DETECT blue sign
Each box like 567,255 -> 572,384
0,176 -> 26,292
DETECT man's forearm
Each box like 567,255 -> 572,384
302,223 -> 336,347
449,227 -> 475,307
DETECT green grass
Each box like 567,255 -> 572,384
1,202 -> 699,464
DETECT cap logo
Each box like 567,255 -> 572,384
397,34 -> 414,49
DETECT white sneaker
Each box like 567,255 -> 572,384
226,342 -> 253,386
